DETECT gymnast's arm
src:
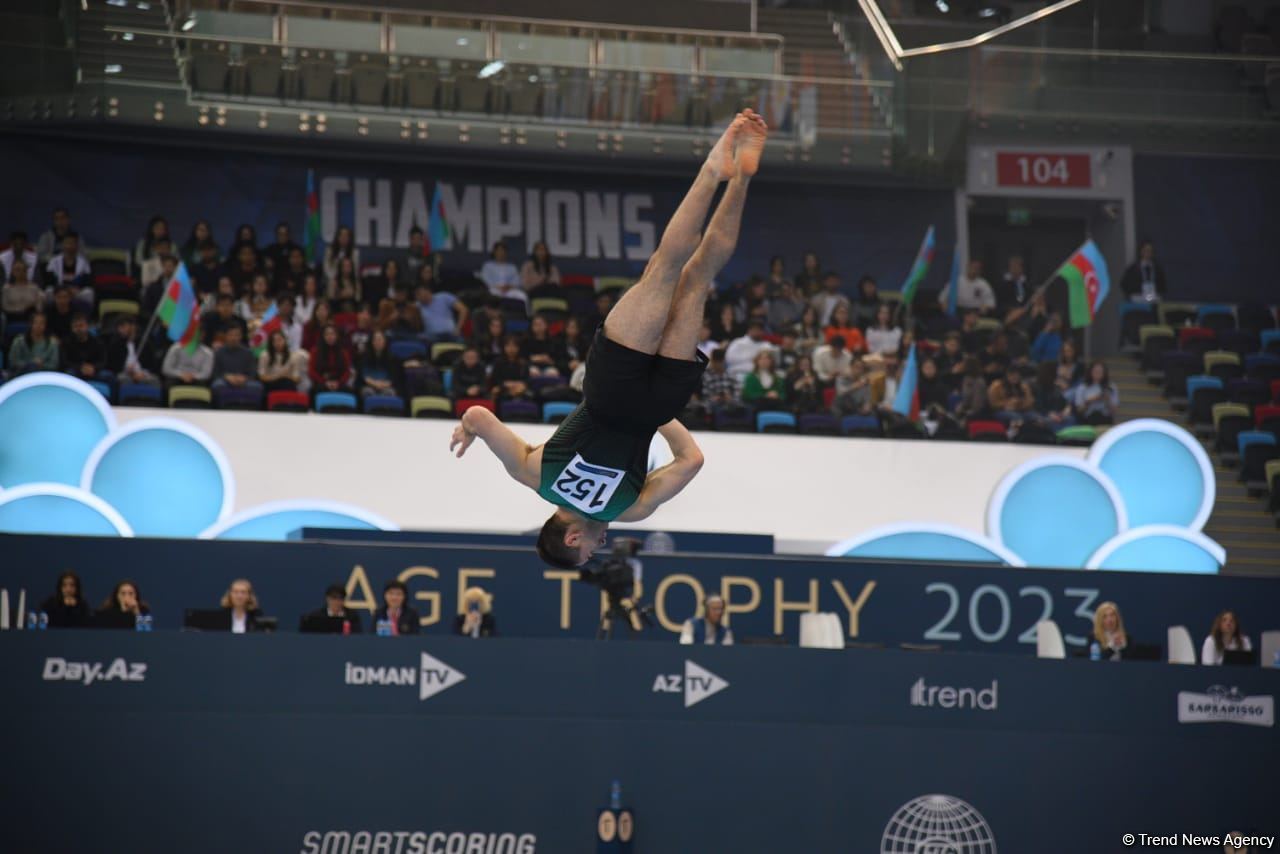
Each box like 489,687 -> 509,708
450,406 -> 541,489
615,420 -> 705,522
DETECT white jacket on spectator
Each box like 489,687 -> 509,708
1200,634 -> 1251,665
0,246 -> 37,281
813,343 -> 853,383
937,274 -> 996,312
45,253 -> 90,287
865,326 -> 903,355
724,334 -> 775,383
679,618 -> 734,646
162,342 -> 215,383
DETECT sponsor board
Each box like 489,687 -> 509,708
42,656 -> 147,685
881,794 -> 997,854
651,660 -> 730,708
300,830 -> 536,854
910,677 -> 998,711
1177,685 -> 1274,727
344,652 -> 465,702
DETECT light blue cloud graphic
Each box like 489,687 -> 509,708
0,372 -> 115,488
1088,418 -> 1215,531
1085,525 -> 1226,574
0,483 -> 133,536
81,418 -> 234,537
987,458 -> 1127,570
198,500 -> 399,541
826,523 -> 1025,565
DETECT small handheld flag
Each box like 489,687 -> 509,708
427,181 -> 450,253
155,262 -> 201,353
250,301 -> 281,357
1055,238 -> 1111,328
898,226 -> 936,306
892,343 -> 920,420
305,168 -> 322,266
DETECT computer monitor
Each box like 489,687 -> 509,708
299,614 -> 347,634
1223,648 -> 1259,667
184,609 -> 230,631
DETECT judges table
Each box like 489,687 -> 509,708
2,631 -> 1276,853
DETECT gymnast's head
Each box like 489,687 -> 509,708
536,508 -> 608,569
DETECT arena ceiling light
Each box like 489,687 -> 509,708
181,14 -> 197,32
478,60 -> 505,79
858,0 -> 1084,67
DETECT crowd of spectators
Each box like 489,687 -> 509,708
0,208 -> 1119,440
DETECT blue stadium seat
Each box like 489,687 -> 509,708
315,391 -> 357,414
389,340 -> 427,362
1246,353 -> 1280,382
1262,329 -> 1280,354
542,401 -> 577,423
1196,303 -> 1236,333
840,415 -> 882,437
1118,303 -> 1156,349
1185,374 -> 1223,400
213,385 -> 263,410
363,394 -> 405,416
87,380 -> 113,403
119,383 -> 162,406
798,414 -> 839,435
713,407 -> 754,432
441,369 -> 452,396
756,411 -> 797,433
1238,430 -> 1277,459
505,318 -> 530,334
499,399 -> 539,423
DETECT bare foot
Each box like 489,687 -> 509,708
705,114 -> 745,181
734,109 -> 768,177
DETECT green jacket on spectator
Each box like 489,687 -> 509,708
9,335 -> 59,372
742,371 -> 787,405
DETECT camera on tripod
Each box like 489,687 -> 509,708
578,537 -> 654,639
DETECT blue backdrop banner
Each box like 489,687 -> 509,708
3,532 -> 1278,655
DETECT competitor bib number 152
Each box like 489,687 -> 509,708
552,454 -> 625,515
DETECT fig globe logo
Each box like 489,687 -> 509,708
881,794 -> 997,854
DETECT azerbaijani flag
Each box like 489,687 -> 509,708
156,262 -> 201,353
1055,238 -> 1111,328
304,168 -> 322,265
250,301 -> 281,357
892,342 -> 920,420
426,181 -> 450,253
944,244 -> 961,317
898,225 -> 936,305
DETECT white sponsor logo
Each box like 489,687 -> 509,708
910,678 -> 998,711
42,656 -> 147,685
1177,685 -> 1274,727
651,660 -> 730,708
300,830 -> 537,854
881,794 -> 997,854
344,652 -> 465,702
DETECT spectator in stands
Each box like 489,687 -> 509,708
741,348 -> 787,410
42,287 -> 73,341
219,578 -> 263,634
453,347 -> 489,399
865,303 -> 903,356
1058,339 -> 1084,388
301,300 -> 333,352
329,256 -> 361,311
938,259 -> 996,315
810,271 -> 850,327
521,315 -> 560,378
7,312 -> 59,374
583,291 -> 613,336
710,302 -> 743,345
833,358 -> 873,416
1201,610 -> 1252,665
988,364 -> 1035,422
473,313 -> 506,363
937,332 -> 965,390
1073,361 -> 1119,425
1087,601 -> 1131,661
134,215 -> 171,271
348,305 -> 374,356
481,241 -> 525,307
404,226 -> 428,283
40,570 -> 92,629
846,275 -> 877,328
824,302 -> 866,354
322,225 -> 359,285
701,348 -> 739,410
416,280 -> 466,343
259,330 -> 306,392
230,223 -> 259,255
1029,312 -> 1064,363
918,357 -> 949,411
225,242 -> 262,294
725,320 -> 775,384
2,259 -> 43,319
958,309 -> 983,354
454,587 -> 496,638
374,579 -> 421,636
36,207 -> 87,262
191,241 -> 223,297
766,279 -> 805,333
1,231 -> 38,281
237,274 -> 272,323
813,335 -> 852,385
521,240 -> 561,298
794,251 -> 822,296
106,315 -> 160,387
95,579 -> 149,629
679,594 -> 734,645
786,354 -> 821,413
1032,361 -> 1074,428
274,246 -> 311,294
981,332 -> 1012,383
139,252 -> 177,318
489,335 -> 531,401
387,300 -> 423,340
180,220 -> 217,270
374,258 -> 404,306
766,255 -> 790,295
45,232 -> 90,291
211,325 -> 262,394
552,315 -> 590,377
357,329 -> 398,399
301,584 -> 362,634
276,294 -> 303,352
309,323 -> 353,395
162,336 -> 214,387
62,313 -> 104,380
995,255 -> 1030,313
263,222 -> 299,274
295,274 -> 321,327
1003,291 -> 1048,358
956,356 -> 990,421
202,293 -> 247,346
1121,239 -> 1166,303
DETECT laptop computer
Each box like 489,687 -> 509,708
184,609 -> 230,631
1223,648 -> 1259,667
299,614 -> 347,634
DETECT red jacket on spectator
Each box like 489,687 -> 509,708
309,344 -> 352,387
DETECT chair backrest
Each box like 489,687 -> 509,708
315,391 -> 356,412
1256,404 -> 1280,427
1238,430 -> 1277,457
389,340 -> 427,361
1167,625 -> 1196,664
168,385 -> 212,406
1056,425 -> 1098,445
1139,324 -> 1174,347
1260,630 -> 1280,669
430,342 -> 464,364
531,297 -> 569,315
410,395 -> 452,417
1212,402 -> 1251,430
1186,375 -> 1223,398
98,299 -> 140,321
757,411 -> 796,432
542,401 -> 577,422
1204,350 -> 1241,370
1036,620 -> 1066,659
596,276 -> 632,293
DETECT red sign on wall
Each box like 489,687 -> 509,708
995,152 -> 1092,188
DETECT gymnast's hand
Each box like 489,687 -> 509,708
450,421 -> 477,458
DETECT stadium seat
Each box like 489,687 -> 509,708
401,58 -> 439,109
1204,351 -> 1243,382
87,380 -> 113,403
967,420 -> 1007,441
542,401 -> 577,423
188,39 -> 231,94
1118,303 -> 1156,350
1240,440 -> 1280,492
1238,430 -> 1276,460
97,299 -> 139,325
713,407 -> 754,432
499,399 -> 540,423
1187,376 -> 1227,433
798,413 -> 839,436
1161,351 -> 1202,405
1140,325 -> 1175,375
499,297 -> 529,320
1196,304 -> 1236,334
349,54 -> 390,107
315,391 -> 358,414
389,340 -> 427,362
1261,329 -> 1280,355
213,386 -> 263,411
840,415 -> 881,438
1013,422 -> 1058,445
1246,353 -> 1280,383
363,394 -> 405,416
267,391 -> 310,412
531,297 -> 569,317
596,276 -> 631,295
410,396 -> 452,419
1256,404 -> 1280,430
454,397 -> 495,417
243,45 -> 284,98
560,274 -> 595,291
757,411 -> 797,433
169,385 -> 212,409
1159,302 -> 1199,328
431,342 -> 464,367
1267,460 -> 1280,514
1227,379 -> 1270,409
1056,425 -> 1098,446
1215,328 -> 1259,358
1239,304 -> 1277,333
87,247 -> 130,277
296,49 -> 337,101
1178,327 -> 1217,356
1213,403 -> 1253,460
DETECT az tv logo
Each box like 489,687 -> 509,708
652,660 -> 730,708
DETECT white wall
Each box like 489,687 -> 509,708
115,408 -> 1084,553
